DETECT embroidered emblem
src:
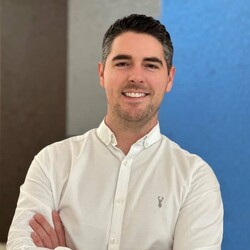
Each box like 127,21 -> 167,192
158,196 -> 164,208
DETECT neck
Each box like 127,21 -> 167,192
105,116 -> 158,155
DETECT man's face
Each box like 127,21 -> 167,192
98,31 -> 175,127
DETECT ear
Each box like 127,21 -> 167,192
165,66 -> 175,93
98,62 -> 105,88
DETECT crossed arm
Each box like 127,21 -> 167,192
29,211 -> 66,249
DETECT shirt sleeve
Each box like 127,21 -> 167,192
173,160 -> 224,250
7,148 -> 72,250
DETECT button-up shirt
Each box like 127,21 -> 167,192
7,121 -> 223,250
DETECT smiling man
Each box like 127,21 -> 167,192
99,31 -> 175,155
7,14 -> 223,250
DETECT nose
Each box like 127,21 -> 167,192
128,66 -> 145,84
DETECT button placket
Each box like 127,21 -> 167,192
108,144 -> 144,250
108,158 -> 131,250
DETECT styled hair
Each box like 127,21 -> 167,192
102,14 -> 174,72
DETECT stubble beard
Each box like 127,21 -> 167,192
111,102 -> 159,132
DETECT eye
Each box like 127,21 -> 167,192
115,61 -> 130,68
145,63 -> 159,70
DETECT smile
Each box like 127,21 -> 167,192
122,92 -> 149,98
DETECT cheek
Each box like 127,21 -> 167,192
104,83 -> 117,101
150,78 -> 169,93
103,73 -> 116,87
104,73 -> 124,91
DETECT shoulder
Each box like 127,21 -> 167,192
160,134 -> 220,188
34,128 -> 97,167
160,134 -> 204,166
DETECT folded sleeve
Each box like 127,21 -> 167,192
173,160 -> 224,250
7,147 -> 72,250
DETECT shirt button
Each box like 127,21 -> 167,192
144,141 -> 149,148
123,161 -> 128,166
116,198 -> 124,204
110,237 -> 119,244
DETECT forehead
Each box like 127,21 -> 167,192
109,31 -> 165,59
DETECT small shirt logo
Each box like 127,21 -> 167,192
158,196 -> 164,208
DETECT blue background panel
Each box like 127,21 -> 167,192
160,1 -> 250,249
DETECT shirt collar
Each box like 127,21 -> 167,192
96,119 -> 162,149
97,120 -> 118,146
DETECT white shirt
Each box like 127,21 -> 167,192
7,121 -> 223,250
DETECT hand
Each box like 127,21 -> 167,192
29,211 -> 66,249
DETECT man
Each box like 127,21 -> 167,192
7,14 -> 223,250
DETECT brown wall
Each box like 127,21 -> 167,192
0,0 -> 67,242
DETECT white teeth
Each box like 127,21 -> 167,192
124,92 -> 146,98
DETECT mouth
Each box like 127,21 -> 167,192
122,92 -> 149,98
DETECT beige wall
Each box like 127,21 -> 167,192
0,0 -> 67,241
67,0 -> 160,136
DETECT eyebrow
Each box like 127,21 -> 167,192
144,57 -> 163,66
112,54 -> 132,61
112,54 -> 163,67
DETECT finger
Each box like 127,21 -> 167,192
52,211 -> 66,246
31,231 -> 44,247
29,217 -> 53,249
34,213 -> 59,248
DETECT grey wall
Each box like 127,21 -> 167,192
67,0 -> 161,136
